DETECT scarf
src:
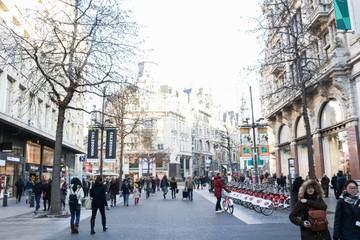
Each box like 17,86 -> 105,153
342,193 -> 360,205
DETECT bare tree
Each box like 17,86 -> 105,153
216,125 -> 239,173
107,84 -> 143,180
258,0 -> 329,179
0,0 -> 137,214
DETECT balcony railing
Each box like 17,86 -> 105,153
307,2 -> 332,30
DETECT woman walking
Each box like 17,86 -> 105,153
121,179 -> 130,207
160,175 -> 169,199
289,179 -> 331,240
333,180 -> 360,240
170,176 -> 177,199
213,173 -> 223,213
185,176 -> 194,201
68,177 -> 84,234
90,176 -> 108,235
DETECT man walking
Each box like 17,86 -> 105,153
33,178 -> 42,213
15,177 -> 24,203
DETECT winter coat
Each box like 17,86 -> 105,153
213,176 -> 223,199
68,185 -> 84,206
109,182 -> 119,195
41,182 -> 51,200
90,183 -> 107,208
32,182 -> 42,195
185,180 -> 194,190
170,180 -> 177,190
331,176 -> 337,188
333,193 -> 360,240
292,177 -> 304,196
320,176 -> 330,187
336,175 -> 347,193
60,183 -> 67,201
15,179 -> 24,192
121,182 -> 130,195
289,180 -> 331,240
160,177 -> 169,189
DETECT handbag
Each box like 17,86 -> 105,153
308,209 -> 328,232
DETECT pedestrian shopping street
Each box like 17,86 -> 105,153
0,189 -> 300,240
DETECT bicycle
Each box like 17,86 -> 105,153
222,195 -> 234,214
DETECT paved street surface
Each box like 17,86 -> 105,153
0,189 -> 300,240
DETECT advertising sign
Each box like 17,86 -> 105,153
87,129 -> 99,159
105,129 -> 117,159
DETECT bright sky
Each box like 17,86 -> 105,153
129,0 -> 263,117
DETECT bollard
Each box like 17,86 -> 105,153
2,191 -> 8,207
30,193 -> 35,208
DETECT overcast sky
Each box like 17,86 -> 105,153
128,0 -> 263,118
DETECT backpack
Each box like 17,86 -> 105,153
308,209 -> 328,232
69,193 -> 78,206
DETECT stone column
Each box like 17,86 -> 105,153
346,123 -> 360,179
312,132 -> 324,179
275,146 -> 281,176
290,142 -> 298,175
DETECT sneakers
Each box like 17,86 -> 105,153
215,210 -> 223,213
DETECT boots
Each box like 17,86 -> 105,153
71,224 -> 76,234
74,224 -> 79,234
90,219 -> 96,235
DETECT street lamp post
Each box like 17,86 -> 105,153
99,87 -> 106,179
249,86 -> 259,184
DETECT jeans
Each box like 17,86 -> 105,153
123,194 -> 129,206
171,189 -> 176,199
70,205 -> 81,225
110,193 -> 116,206
91,205 -> 106,230
216,197 -> 222,211
35,194 -> 41,210
188,189 -> 193,201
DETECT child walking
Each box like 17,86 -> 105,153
133,188 -> 140,205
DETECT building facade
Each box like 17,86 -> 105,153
0,0 -> 84,198
261,0 -> 360,180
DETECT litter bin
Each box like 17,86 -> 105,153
2,191 -> 8,207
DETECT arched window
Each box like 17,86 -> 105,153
279,125 -> 291,144
296,116 -> 310,138
320,100 -> 344,129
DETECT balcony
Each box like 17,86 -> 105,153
269,62 -> 285,76
307,2 -> 332,31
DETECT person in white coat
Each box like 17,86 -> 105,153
68,177 -> 84,234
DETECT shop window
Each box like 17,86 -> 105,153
43,146 -> 54,166
26,141 -> 41,164
280,145 -> 291,176
320,100 -> 344,129
297,143 -> 309,178
296,116 -> 310,138
322,131 -> 349,177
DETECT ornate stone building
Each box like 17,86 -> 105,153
261,0 -> 360,180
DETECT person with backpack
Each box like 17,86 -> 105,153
90,176 -> 108,235
169,176 -> 177,199
333,180 -> 360,240
289,179 -> 331,240
68,177 -> 84,234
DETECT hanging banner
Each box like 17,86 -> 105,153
240,127 -> 253,168
105,129 -> 117,159
87,129 -> 99,159
257,127 -> 270,167
334,0 -> 352,30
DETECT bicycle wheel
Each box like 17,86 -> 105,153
254,205 -> 262,213
261,205 -> 274,216
227,205 -> 234,214
222,200 -> 228,211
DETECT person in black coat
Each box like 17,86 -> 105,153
41,179 -> 51,211
90,176 -> 108,235
109,178 -> 118,207
289,180 -> 331,240
32,178 -> 42,212
333,180 -> 360,240
291,176 -> 304,204
15,177 -> 24,203
331,174 -> 337,198
169,176 -> 177,199
336,171 -> 347,199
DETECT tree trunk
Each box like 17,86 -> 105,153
119,132 -> 124,180
50,106 -> 66,215
227,136 -> 233,173
301,82 -> 316,179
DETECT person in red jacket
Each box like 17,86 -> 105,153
214,173 -> 224,213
